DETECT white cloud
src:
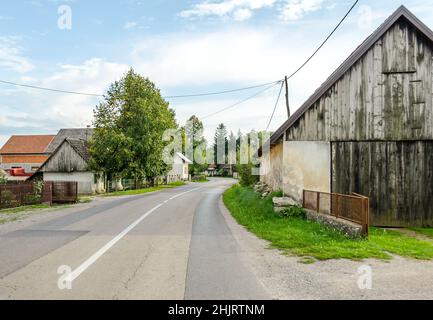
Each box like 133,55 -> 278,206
180,0 -> 277,21
129,23 -> 369,139
0,36 -> 34,73
38,59 -> 129,127
131,26 -> 343,88
233,8 -> 254,21
124,21 -> 138,29
280,0 -> 324,21
179,0 -> 326,21
4,59 -> 129,135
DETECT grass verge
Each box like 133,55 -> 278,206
409,228 -> 433,239
0,204 -> 51,215
0,203 -> 71,225
103,181 -> 186,197
223,185 -> 433,262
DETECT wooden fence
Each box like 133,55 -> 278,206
50,181 -> 78,203
303,190 -> 370,236
0,181 -> 78,209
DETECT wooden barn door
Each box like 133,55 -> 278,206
331,141 -> 433,227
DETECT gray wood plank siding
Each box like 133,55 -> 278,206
285,20 -> 433,142
332,141 -> 433,227
41,142 -> 88,173
278,18 -> 433,227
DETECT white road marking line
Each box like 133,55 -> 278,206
65,187 -> 201,283
169,188 -> 200,200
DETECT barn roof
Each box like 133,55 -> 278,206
46,128 -> 93,154
176,152 -> 192,164
268,5 -> 433,146
66,139 -> 91,162
35,138 -> 91,174
0,135 -> 55,154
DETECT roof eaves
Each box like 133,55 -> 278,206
269,5 -> 433,145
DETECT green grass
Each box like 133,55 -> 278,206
0,204 -> 51,215
0,203 -> 72,225
103,181 -> 186,197
409,228 -> 433,239
223,185 -> 433,262
78,197 -> 94,203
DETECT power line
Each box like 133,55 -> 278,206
265,81 -> 284,131
0,0 -> 358,121
262,0 -> 359,133
0,80 -> 103,97
0,78 -> 283,99
164,80 -> 283,99
286,0 -> 359,80
202,81 -> 282,120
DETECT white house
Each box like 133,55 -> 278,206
167,153 -> 192,181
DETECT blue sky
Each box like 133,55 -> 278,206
1,0 -> 433,146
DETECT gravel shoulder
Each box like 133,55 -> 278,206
219,197 -> 433,300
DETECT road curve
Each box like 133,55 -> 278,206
0,178 -> 270,300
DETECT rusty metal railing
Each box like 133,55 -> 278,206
303,190 -> 370,236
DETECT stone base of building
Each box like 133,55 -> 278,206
305,209 -> 364,239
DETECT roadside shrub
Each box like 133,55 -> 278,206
0,170 -> 7,185
236,163 -> 259,187
192,175 -> 208,182
23,194 -> 40,205
32,181 -> 44,201
1,190 -> 17,207
280,205 -> 307,219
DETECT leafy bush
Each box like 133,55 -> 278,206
221,170 -> 229,177
1,190 -> 17,207
236,163 -> 259,187
192,175 -> 208,182
0,170 -> 7,185
23,194 -> 41,205
280,205 -> 307,219
32,180 -> 44,200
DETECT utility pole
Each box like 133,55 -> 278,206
285,76 -> 290,119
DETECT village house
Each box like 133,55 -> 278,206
260,6 -> 433,227
33,128 -> 103,195
36,137 -> 104,195
0,135 -> 55,180
167,152 -> 192,181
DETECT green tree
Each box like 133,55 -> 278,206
90,69 -> 177,186
0,169 -> 7,185
213,123 -> 228,166
184,115 -> 208,175
235,130 -> 266,186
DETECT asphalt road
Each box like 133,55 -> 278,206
0,178 -> 269,300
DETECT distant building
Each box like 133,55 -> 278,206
167,153 -> 192,181
0,135 -> 55,177
37,138 -> 103,195
46,128 -> 94,153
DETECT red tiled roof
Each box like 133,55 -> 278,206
0,135 -> 55,154
1,155 -> 49,164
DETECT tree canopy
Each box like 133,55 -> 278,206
90,69 -> 177,184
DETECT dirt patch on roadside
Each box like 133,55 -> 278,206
386,228 -> 433,243
220,197 -> 433,300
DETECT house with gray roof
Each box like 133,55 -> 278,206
36,129 -> 103,195
46,128 -> 93,154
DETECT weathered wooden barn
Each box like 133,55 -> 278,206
37,138 -> 103,195
260,6 -> 433,227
